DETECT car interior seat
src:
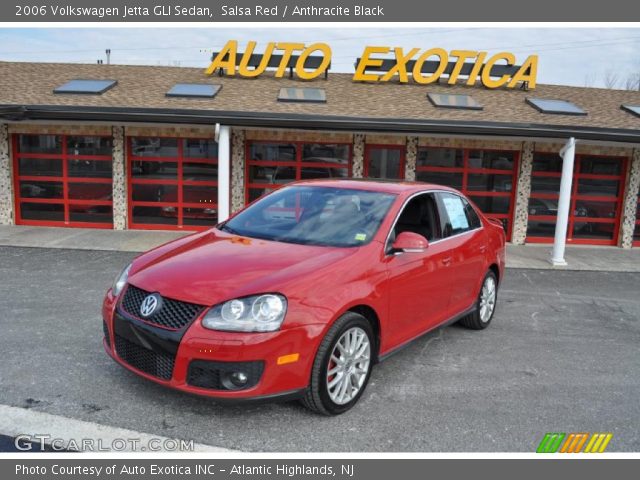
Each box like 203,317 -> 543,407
395,198 -> 433,240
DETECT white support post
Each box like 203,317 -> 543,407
550,137 -> 576,266
216,124 -> 231,222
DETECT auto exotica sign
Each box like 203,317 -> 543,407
206,40 -> 538,89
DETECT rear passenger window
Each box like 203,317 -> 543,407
463,199 -> 482,229
439,193 -> 481,237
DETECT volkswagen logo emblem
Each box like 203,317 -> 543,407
140,293 -> 162,318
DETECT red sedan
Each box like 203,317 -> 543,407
103,180 -> 505,415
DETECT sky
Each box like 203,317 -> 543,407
0,27 -> 639,89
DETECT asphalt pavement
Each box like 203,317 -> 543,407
0,246 -> 638,452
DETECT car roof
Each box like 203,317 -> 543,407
286,178 -> 458,195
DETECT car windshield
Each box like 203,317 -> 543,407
220,186 -> 397,247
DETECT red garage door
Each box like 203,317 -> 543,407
415,147 -> 518,240
127,136 -> 219,230
245,141 -> 351,203
527,153 -> 627,245
13,134 -> 114,228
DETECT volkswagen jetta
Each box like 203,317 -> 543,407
102,180 -> 505,415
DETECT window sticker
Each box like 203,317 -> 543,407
443,196 -> 469,230
354,233 -> 367,241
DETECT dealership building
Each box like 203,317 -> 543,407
0,58 -> 639,248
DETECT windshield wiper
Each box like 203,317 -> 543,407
219,223 -> 241,235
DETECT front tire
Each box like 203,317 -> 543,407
301,312 -> 374,415
460,270 -> 498,330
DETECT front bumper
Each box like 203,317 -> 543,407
102,291 -> 323,401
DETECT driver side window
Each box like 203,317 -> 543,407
390,193 -> 441,246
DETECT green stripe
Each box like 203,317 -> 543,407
549,433 -> 565,452
536,433 -> 554,453
537,433 -> 566,453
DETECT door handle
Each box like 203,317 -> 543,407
442,257 -> 452,266
480,245 -> 487,253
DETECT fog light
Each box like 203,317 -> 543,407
220,370 -> 250,390
230,372 -> 248,386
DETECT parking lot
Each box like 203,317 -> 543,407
0,245 -> 639,452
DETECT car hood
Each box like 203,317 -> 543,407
128,230 -> 359,306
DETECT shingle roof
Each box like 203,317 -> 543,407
1,60 -> 639,134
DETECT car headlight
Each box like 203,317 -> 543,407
202,294 -> 287,332
112,263 -> 132,297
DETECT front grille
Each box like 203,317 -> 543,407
187,360 -> 264,391
114,334 -> 175,380
103,320 -> 111,348
120,284 -> 205,330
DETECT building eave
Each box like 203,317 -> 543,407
1,104 -> 640,144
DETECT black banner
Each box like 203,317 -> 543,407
3,459 -> 640,480
4,0 -> 639,22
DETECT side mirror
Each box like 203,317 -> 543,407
391,231 -> 429,254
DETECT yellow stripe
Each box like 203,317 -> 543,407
590,433 -> 606,453
573,433 -> 589,453
598,433 -> 613,453
584,434 -> 598,453
560,434 -> 575,453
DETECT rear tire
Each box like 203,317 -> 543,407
460,270 -> 498,330
301,312 -> 374,415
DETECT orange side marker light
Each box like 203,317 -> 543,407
277,353 -> 300,365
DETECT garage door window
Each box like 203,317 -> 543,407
364,145 -> 405,180
527,153 -> 627,245
416,147 -> 518,240
13,134 -> 114,228
246,141 -> 351,203
128,137 -> 219,230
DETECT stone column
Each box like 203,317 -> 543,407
230,129 -> 246,213
351,133 -> 365,178
0,124 -> 14,225
511,141 -> 534,245
405,136 -> 418,181
618,148 -> 640,249
111,126 -> 127,230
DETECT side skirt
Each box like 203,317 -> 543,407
377,304 -> 477,363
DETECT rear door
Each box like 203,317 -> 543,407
435,192 -> 488,317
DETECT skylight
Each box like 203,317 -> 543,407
526,98 -> 586,116
427,93 -> 483,110
621,104 -> 640,118
53,79 -> 117,94
277,88 -> 326,103
166,83 -> 221,98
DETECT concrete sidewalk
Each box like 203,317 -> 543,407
0,225 -> 187,253
1,225 -> 639,272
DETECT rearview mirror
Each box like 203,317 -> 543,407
391,231 -> 429,254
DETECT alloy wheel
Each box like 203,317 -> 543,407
479,275 -> 497,323
326,326 -> 371,405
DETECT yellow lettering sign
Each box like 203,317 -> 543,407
353,46 -> 537,89
508,55 -> 538,89
205,40 -> 538,89
353,46 -> 390,82
205,40 -> 238,76
295,43 -> 332,80
413,48 -> 448,85
206,40 -> 331,80
481,52 -> 516,89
